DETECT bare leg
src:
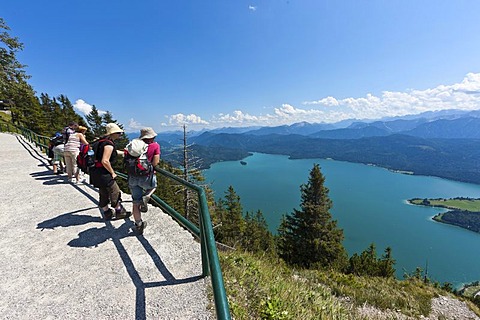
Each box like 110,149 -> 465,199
132,203 -> 141,223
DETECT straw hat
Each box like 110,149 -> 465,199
139,127 -> 157,140
105,123 -> 124,135
77,125 -> 88,133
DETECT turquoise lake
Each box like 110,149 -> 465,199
203,152 -> 480,285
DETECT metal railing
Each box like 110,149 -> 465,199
1,122 -> 231,320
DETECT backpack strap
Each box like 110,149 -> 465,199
63,126 -> 74,144
93,138 -> 112,168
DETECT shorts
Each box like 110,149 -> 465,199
128,174 -> 157,204
53,145 -> 64,164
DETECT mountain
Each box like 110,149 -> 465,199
207,126 -> 263,134
348,118 -> 428,133
308,125 -> 390,139
403,117 -> 480,139
246,122 -> 337,136
137,109 -> 480,179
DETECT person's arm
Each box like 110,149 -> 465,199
78,133 -> 88,145
152,154 -> 160,167
101,145 -> 117,179
151,143 -> 160,166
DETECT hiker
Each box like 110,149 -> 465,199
89,123 -> 129,220
52,134 -> 65,175
127,127 -> 160,234
74,126 -> 88,182
63,121 -> 78,143
64,125 -> 88,183
48,132 -> 62,165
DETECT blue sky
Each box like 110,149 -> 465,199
3,1 -> 480,132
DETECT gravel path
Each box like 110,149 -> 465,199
0,133 -> 213,319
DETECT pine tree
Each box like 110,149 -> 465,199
220,186 -> 245,248
278,163 -> 347,270
379,246 -> 396,278
347,243 -> 396,278
57,94 -> 85,128
242,210 -> 275,254
102,111 -> 129,149
85,105 -> 104,140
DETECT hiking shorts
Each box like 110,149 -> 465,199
128,174 -> 157,204
53,145 -> 64,164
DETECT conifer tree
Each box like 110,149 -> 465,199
347,243 -> 396,278
220,186 -> 245,248
242,210 -> 275,254
379,246 -> 396,278
102,111 -> 128,149
85,105 -> 104,140
278,164 -> 347,270
57,94 -> 85,128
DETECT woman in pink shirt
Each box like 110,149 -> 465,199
127,127 -> 160,235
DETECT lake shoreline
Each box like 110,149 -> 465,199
205,152 -> 480,285
408,198 -> 480,234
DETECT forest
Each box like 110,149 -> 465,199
434,211 -> 480,233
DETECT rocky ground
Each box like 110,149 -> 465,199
355,295 -> 479,319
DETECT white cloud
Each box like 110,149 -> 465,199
73,99 -> 106,115
127,118 -> 143,132
157,72 -> 480,132
302,72 -> 480,120
73,99 -> 93,115
216,110 -> 259,123
248,5 -> 257,11
168,113 -> 209,125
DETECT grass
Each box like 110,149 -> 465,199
218,250 -> 480,319
409,198 -> 480,212
219,251 -> 352,320
462,285 -> 480,298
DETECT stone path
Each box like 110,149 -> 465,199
0,133 -> 213,319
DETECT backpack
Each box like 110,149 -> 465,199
62,126 -> 73,144
123,139 -> 153,176
50,132 -> 64,146
76,138 -> 107,174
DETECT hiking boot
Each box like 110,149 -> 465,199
114,206 -> 131,219
103,208 -> 114,220
135,221 -> 147,235
139,195 -> 150,213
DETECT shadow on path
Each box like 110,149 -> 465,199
37,207 -> 103,230
19,132 -> 204,320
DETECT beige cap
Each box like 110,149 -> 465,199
105,123 -> 124,135
139,127 -> 157,140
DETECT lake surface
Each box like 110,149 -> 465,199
203,153 -> 480,285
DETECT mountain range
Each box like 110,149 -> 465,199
146,109 -> 480,184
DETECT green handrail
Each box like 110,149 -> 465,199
2,123 -> 232,320
116,169 -> 231,319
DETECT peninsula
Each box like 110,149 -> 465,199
408,197 -> 480,233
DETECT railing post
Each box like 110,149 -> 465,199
198,196 -> 210,277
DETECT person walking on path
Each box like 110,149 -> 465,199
127,127 -> 160,234
62,121 -> 78,144
74,126 -> 89,182
64,125 -> 88,183
89,123 -> 129,220
52,133 -> 65,174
